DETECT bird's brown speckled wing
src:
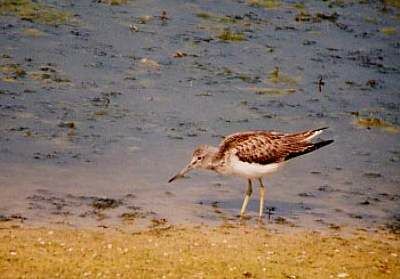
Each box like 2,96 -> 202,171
216,130 -> 320,165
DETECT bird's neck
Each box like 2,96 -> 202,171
204,147 -> 229,173
203,147 -> 219,169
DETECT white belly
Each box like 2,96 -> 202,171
229,155 -> 282,179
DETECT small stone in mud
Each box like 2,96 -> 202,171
363,172 -> 382,178
348,213 -> 363,219
140,58 -> 160,69
274,216 -> 291,225
127,205 -> 141,210
243,271 -> 252,278
0,215 -> 11,222
137,15 -> 153,24
303,40 -> 316,45
91,198 -> 122,210
172,51 -> 186,58
58,121 -> 76,129
317,185 -> 335,193
328,223 -> 341,230
390,156 -> 399,162
129,24 -> 138,32
39,66 -> 56,72
79,210 -> 108,220
167,134 -> 184,140
366,79 -> 378,88
9,214 -> 27,221
186,133 -> 198,137
150,218 -> 168,227
120,212 -> 145,221
51,210 -> 72,216
359,199 -> 370,205
298,192 -> 315,197
211,201 -> 219,208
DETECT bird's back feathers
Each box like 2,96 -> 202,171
215,127 -> 332,165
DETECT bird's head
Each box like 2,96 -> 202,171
168,145 -> 217,183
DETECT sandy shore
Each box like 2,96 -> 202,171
1,223 -> 399,278
1,0 -> 400,230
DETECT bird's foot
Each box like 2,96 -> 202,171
237,214 -> 251,226
237,214 -> 251,220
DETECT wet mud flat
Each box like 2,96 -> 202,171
0,0 -> 400,232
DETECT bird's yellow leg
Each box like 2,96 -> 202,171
258,178 -> 265,220
240,179 -> 252,217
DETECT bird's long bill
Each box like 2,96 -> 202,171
168,163 -> 193,183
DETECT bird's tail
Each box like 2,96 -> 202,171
311,139 -> 334,151
285,139 -> 334,161
303,127 -> 329,141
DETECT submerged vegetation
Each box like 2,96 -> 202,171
355,117 -> 400,133
22,27 -> 46,37
0,59 -> 70,84
29,65 -> 71,84
252,87 -> 296,96
0,63 -> 26,82
196,12 -> 237,24
218,29 -> 246,41
248,0 -> 281,9
267,67 -> 300,85
0,0 -> 71,25
380,27 -> 397,35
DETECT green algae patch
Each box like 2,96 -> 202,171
292,2 -> 306,10
267,67 -> 300,85
28,65 -> 71,85
248,0 -> 281,9
0,63 -> 26,82
0,225 -> 399,278
0,0 -> 71,25
196,12 -> 237,24
218,29 -> 246,41
354,117 -> 400,133
381,27 -> 397,35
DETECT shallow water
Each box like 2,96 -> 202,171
0,0 -> 399,230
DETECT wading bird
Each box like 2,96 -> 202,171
169,127 -> 333,219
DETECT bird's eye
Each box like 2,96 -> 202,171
197,156 -> 202,160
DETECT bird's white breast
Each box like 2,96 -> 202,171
229,155 -> 281,179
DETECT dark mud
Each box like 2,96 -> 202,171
0,0 -> 399,231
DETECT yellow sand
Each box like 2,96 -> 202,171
0,224 -> 399,278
